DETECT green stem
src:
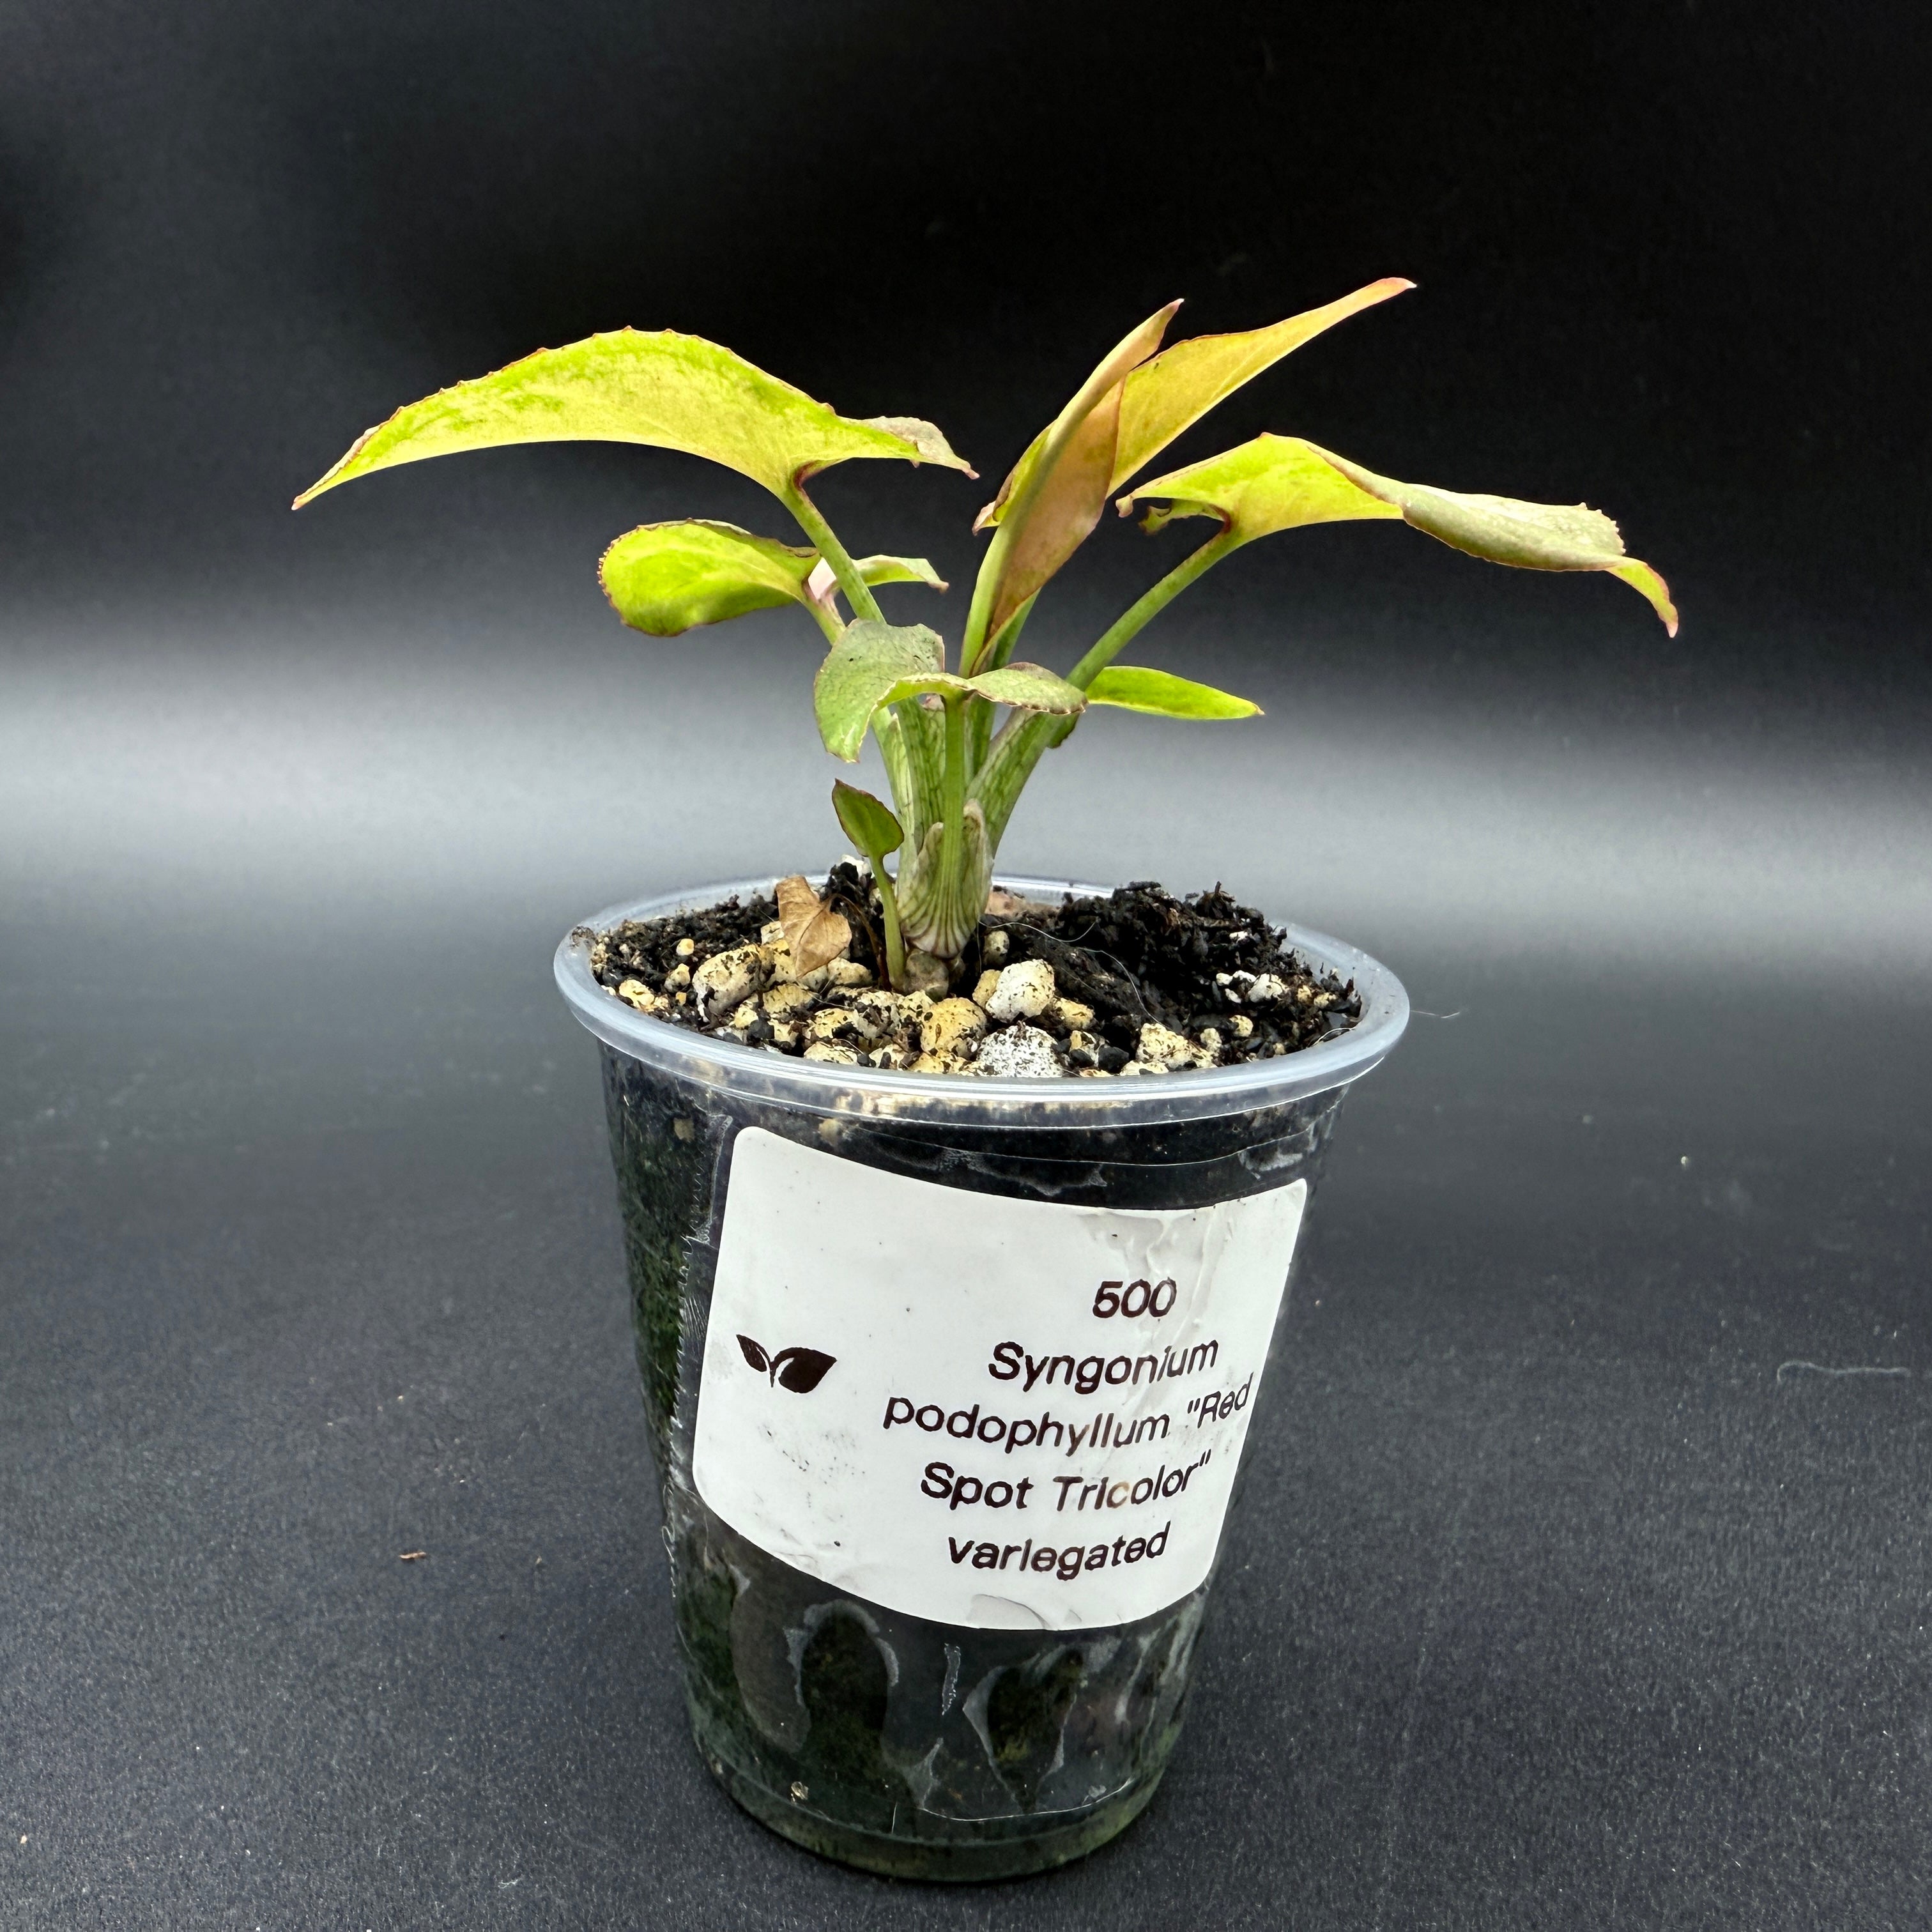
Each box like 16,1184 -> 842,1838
967,594 -> 1036,773
861,845 -> 908,990
783,480 -> 884,624
875,701 -> 944,848
1065,527 -> 1239,689
871,704 -> 918,828
965,691 -> 991,784
959,521 -> 1011,678
972,527 -> 1241,848
802,594 -> 844,645
893,689 -> 987,960
788,476 -> 930,843
970,709 -> 1062,852
986,590 -> 1038,673
940,691 -> 968,894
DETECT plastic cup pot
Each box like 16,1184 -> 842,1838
555,876 -> 1408,1880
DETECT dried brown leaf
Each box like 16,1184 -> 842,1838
775,875 -> 853,976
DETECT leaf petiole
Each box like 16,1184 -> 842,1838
967,594 -> 1037,773
940,689 -> 969,898
783,482 -> 884,625
969,529 -> 1241,847
864,849 -> 908,991
1065,526 -> 1241,690
831,779 -> 909,990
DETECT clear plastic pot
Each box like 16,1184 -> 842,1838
555,877 -> 1407,1880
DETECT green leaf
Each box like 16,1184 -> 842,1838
832,780 -> 905,857
295,329 -> 973,509
600,523 -> 946,636
850,555 -> 947,592
600,521 -> 817,635
1108,278 -> 1413,493
1121,434 -> 1676,632
813,622 -> 1088,763
968,303 -> 1181,650
1309,447 -> 1678,632
1119,433 -> 1400,540
814,622 -> 947,762
967,663 -> 1088,715
1085,666 -> 1262,719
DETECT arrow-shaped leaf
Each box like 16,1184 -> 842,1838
1121,434 -> 1676,632
295,329 -> 973,509
814,622 -> 1088,762
1108,279 -> 1413,493
1085,666 -> 1262,719
969,303 -> 1181,652
1308,447 -> 1678,632
1119,433 -> 1400,540
600,521 -> 944,636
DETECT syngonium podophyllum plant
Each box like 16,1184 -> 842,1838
297,280 -> 1675,986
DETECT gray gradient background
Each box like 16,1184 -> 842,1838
4,3 -> 1929,1927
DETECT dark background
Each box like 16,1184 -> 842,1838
4,3 -> 1928,1926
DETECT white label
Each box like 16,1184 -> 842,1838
691,1128 -> 1306,1631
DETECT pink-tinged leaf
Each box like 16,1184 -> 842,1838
1109,277 -> 1414,492
856,417 -> 977,477
974,303 -> 1181,643
983,386 -> 1122,643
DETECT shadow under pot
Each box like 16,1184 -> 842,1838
555,875 -> 1408,1881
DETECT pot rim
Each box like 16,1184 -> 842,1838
555,874 -> 1408,1126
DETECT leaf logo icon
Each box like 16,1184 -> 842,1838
772,1347 -> 837,1393
735,1335 -> 837,1394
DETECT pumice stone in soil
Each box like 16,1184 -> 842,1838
583,869 -> 1361,1078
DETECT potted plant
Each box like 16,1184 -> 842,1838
297,281 -> 1672,1880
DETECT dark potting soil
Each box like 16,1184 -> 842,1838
582,870 -> 1360,1078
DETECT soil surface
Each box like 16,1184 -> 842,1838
581,868 -> 1361,1079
